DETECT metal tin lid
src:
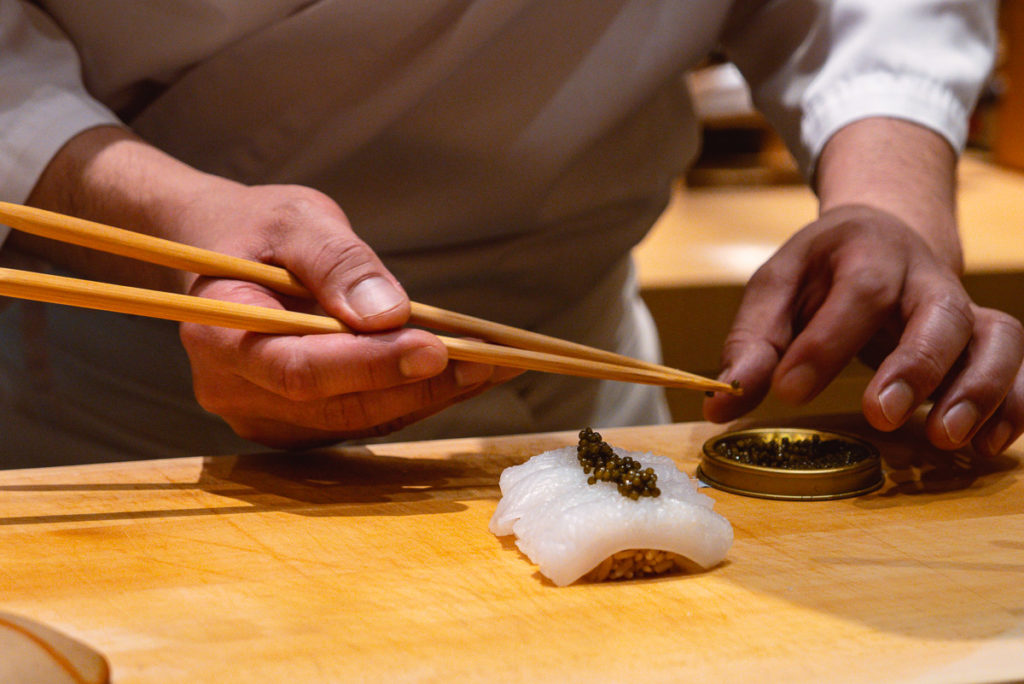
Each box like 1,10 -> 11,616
697,427 -> 884,501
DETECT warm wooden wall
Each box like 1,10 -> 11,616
996,0 -> 1024,169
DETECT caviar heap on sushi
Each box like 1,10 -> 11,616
490,430 -> 733,586
577,428 -> 660,499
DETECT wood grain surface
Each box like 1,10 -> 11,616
1,415 -> 1023,683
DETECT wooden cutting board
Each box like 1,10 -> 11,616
1,414 -> 1023,683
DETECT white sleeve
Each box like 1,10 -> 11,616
0,1 -> 120,232
721,0 -> 998,177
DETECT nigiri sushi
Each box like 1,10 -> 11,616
490,428 -> 733,586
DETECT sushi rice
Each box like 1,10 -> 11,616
490,445 -> 733,586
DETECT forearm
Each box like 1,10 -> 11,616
12,125 -> 242,292
814,117 -> 963,274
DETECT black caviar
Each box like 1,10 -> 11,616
705,379 -> 743,398
713,434 -> 870,470
577,427 -> 660,499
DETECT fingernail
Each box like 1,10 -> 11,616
399,346 -> 446,378
987,420 -> 1013,455
942,401 -> 979,445
349,276 -> 404,320
776,364 -> 817,402
878,380 -> 915,424
453,361 -> 492,388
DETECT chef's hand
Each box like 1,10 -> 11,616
175,183 -> 516,448
703,205 -> 1024,455
20,126 -> 508,448
703,118 -> 1024,456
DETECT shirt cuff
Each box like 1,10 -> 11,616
799,71 -> 971,178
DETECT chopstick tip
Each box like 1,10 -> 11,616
704,379 -> 743,397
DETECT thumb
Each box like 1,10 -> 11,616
271,192 -> 410,331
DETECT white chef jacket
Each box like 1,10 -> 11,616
0,1 -> 997,465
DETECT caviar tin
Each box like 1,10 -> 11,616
697,427 -> 884,501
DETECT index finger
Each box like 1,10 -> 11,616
181,278 -> 451,398
703,255 -> 803,422
234,327 -> 452,399
770,251 -> 904,403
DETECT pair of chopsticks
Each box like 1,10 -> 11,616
0,201 -> 739,394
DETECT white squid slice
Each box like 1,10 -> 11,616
490,446 -> 733,587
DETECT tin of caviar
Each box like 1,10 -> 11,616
697,428 -> 884,501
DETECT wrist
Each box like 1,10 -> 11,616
20,125 -> 242,291
815,117 -> 963,274
28,126 -> 239,239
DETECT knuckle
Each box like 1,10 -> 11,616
722,327 -> 786,362
315,375 -> 451,433
990,311 -> 1024,348
362,351 -> 394,389
313,235 -> 378,287
896,294 -> 975,385
904,340 -> 951,389
972,365 -> 1015,397
747,260 -> 794,293
844,268 -> 898,309
270,348 -> 324,401
260,188 -> 348,253
964,314 -> 1024,396
927,289 -> 975,331
271,188 -> 337,224
317,393 -> 374,431
419,371 -> 465,407
721,326 -> 759,350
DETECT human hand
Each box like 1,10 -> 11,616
703,204 -> 1024,456
174,182 -> 515,448
20,127 -> 510,448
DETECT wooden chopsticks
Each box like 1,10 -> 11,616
0,202 -> 739,394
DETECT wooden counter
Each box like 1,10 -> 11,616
2,415 -> 1024,683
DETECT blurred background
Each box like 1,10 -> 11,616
633,0 -> 1024,422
